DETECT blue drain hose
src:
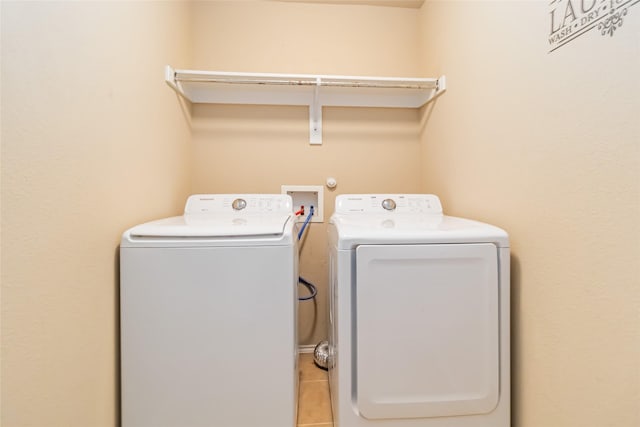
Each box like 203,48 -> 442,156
297,206 -> 314,240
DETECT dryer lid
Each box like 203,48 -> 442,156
330,194 -> 509,248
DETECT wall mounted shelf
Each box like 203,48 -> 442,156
165,65 -> 446,144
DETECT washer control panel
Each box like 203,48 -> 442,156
334,194 -> 443,215
185,194 -> 293,214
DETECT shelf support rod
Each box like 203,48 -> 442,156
309,77 -> 322,145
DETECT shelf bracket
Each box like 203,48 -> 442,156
165,65 -> 189,101
309,77 -> 322,145
431,75 -> 447,102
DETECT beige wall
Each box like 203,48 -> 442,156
190,0 -> 423,344
419,1 -> 640,427
1,2 -> 192,425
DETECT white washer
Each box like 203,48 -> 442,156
328,194 -> 510,427
120,194 -> 298,427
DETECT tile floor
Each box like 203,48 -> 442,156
297,352 -> 333,427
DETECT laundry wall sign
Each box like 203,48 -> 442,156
549,0 -> 638,52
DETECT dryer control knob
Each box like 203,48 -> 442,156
232,198 -> 247,211
382,198 -> 396,211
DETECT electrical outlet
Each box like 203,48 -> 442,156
281,185 -> 324,223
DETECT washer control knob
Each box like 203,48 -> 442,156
381,198 -> 396,211
232,198 -> 247,211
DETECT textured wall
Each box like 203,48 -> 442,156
1,2 -> 192,425
418,1 -> 640,426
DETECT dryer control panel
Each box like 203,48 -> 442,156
185,194 -> 293,214
334,194 -> 442,215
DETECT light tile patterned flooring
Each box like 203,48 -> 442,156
298,352 -> 333,427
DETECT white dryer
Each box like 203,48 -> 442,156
120,194 -> 298,427
328,194 -> 510,427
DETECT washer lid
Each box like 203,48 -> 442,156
126,194 -> 293,238
127,213 -> 292,238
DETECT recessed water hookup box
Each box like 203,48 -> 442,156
281,185 -> 324,223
